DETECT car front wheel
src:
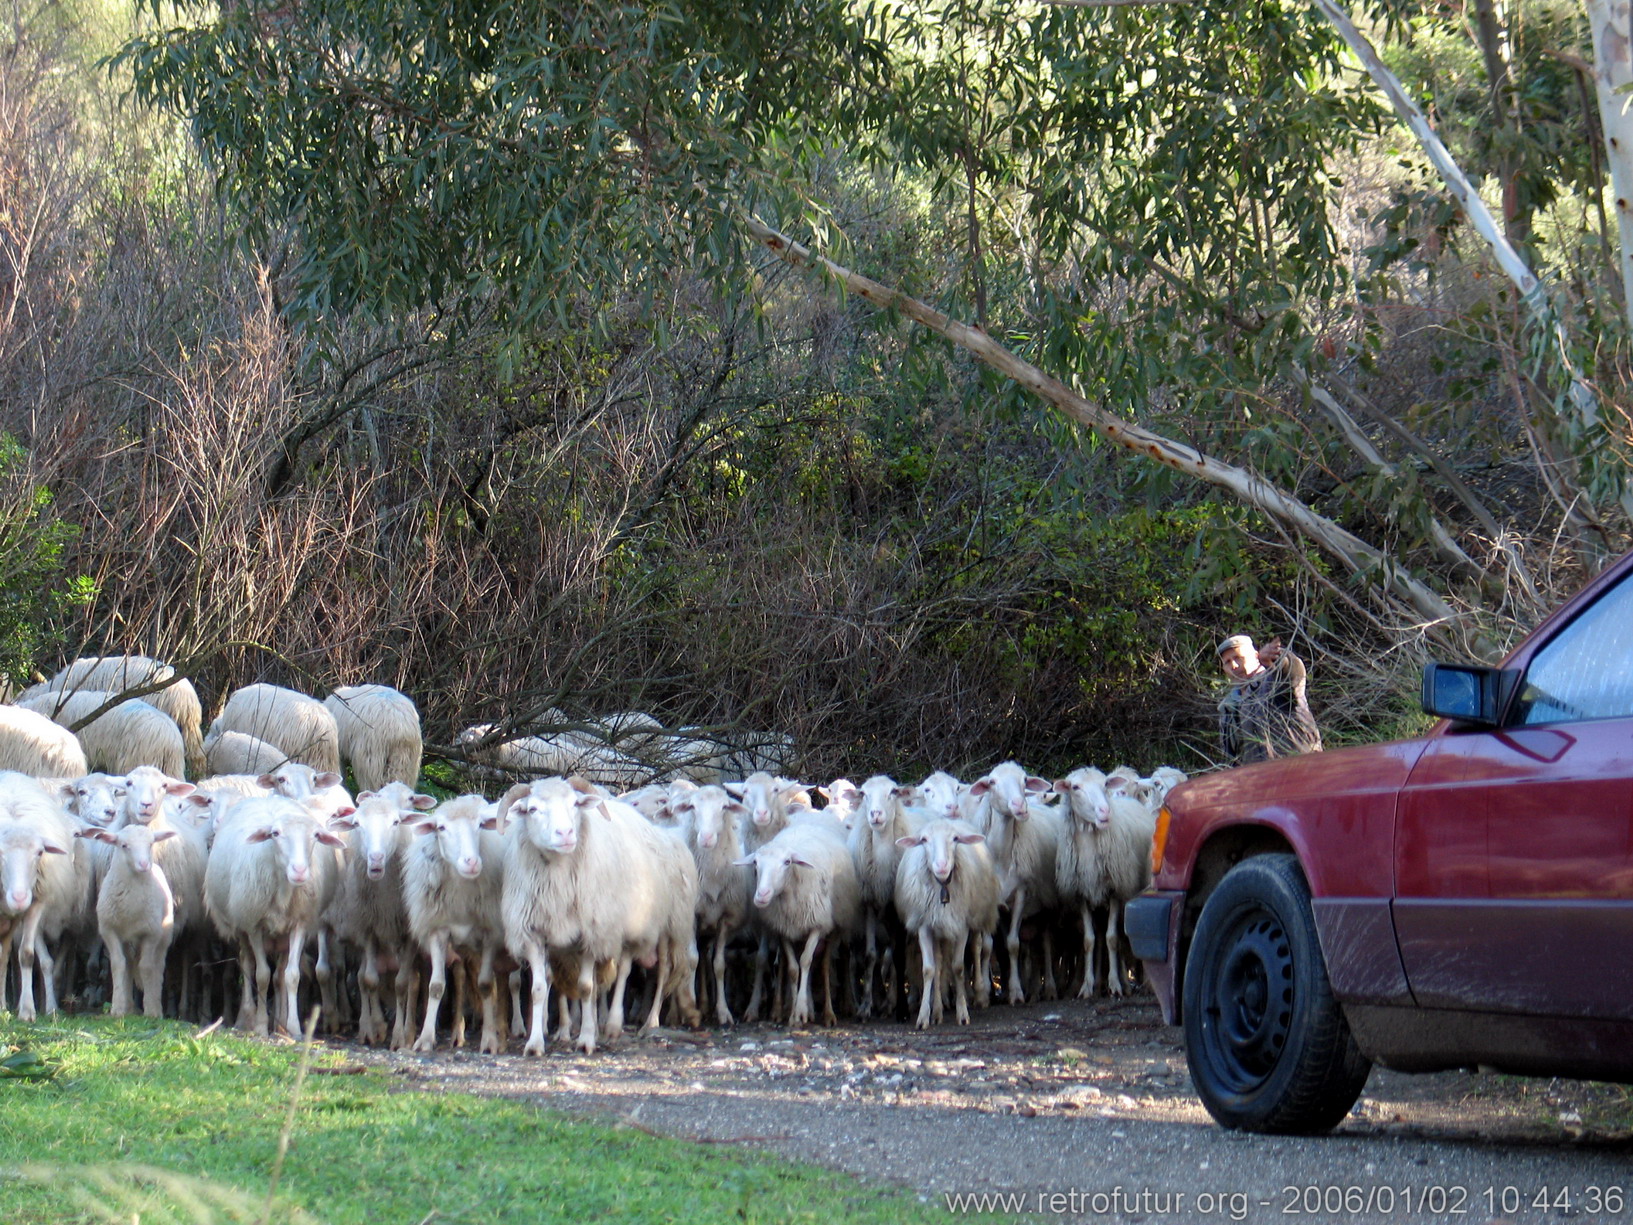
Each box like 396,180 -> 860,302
1182,853 -> 1371,1133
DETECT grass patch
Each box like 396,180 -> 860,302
0,1017 -> 986,1225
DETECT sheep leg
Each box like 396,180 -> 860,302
105,935 -> 133,1018
1041,925 -> 1058,1001
556,995 -> 574,1045
605,956 -> 633,1043
250,937 -> 273,1036
282,926 -> 308,1036
235,934 -> 258,1031
1106,900 -> 1126,997
0,929 -> 11,1013
413,935 -> 448,1052
478,943 -> 502,1055
792,931 -> 821,1028
357,940 -> 382,1045
1079,902 -> 1102,998
312,929 -> 337,1032
14,911 -> 46,1022
521,937 -> 552,1057
641,944 -> 668,1035
859,909 -> 878,1019
449,956 -> 471,1049
743,933 -> 770,1023
1005,887 -> 1027,1005
951,932 -> 972,1025
575,957 -> 599,1055
391,956 -> 418,1050
914,927 -> 937,1030
712,923 -> 735,1027
509,969 -> 525,1037
140,934 -> 172,1019
820,938 -> 838,1027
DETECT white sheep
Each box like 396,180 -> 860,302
211,683 -> 341,774
0,771 -> 87,1020
41,656 -> 206,778
0,706 -> 87,778
817,778 -> 862,829
1053,766 -> 1159,997
77,823 -> 177,1017
734,821 -> 859,1028
457,723 -> 645,786
915,770 -> 966,821
328,782 -> 436,1047
893,817 -> 1000,1027
324,684 -> 423,791
203,729 -> 286,776
671,783 -> 752,1026
846,775 -> 925,1018
204,794 -> 346,1034
497,777 -> 698,1055
19,689 -> 186,779
961,760 -> 1063,1005
400,793 -> 507,1053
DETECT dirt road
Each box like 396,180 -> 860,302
340,995 -> 1633,1224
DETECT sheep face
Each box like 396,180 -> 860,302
898,819 -> 985,883
410,799 -> 488,879
968,761 -> 1051,821
245,810 -> 344,885
502,779 -> 599,855
0,820 -> 69,914
1054,767 -> 1112,829
736,845 -> 811,909
122,765 -> 195,825
859,775 -> 901,830
341,794 -> 407,879
82,823 -> 176,874
675,785 -> 741,851
62,774 -> 128,828
916,771 -> 964,820
258,763 -> 343,799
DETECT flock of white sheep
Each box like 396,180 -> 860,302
0,653 -> 1185,1053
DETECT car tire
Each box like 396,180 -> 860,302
1182,853 -> 1371,1133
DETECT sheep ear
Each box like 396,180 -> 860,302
152,829 -> 178,843
328,816 -> 359,832
967,779 -> 993,797
166,781 -> 197,797
478,814 -> 499,831
788,854 -> 815,869
356,790 -> 377,802
315,829 -> 347,848
41,838 -> 69,855
1025,776 -> 1051,794
953,833 -> 985,845
315,772 -> 343,789
411,794 -> 437,811
730,854 -> 756,867
410,821 -> 439,836
495,782 -> 533,832
186,794 -> 212,809
56,782 -> 76,801
1105,776 -> 1129,794
895,835 -> 925,849
75,827 -> 117,844
1051,779 -> 1072,793
722,783 -> 745,801
891,786 -> 914,799
246,827 -> 277,843
723,802 -> 746,816
330,803 -> 357,819
256,773 -> 278,788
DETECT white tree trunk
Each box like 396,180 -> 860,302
1587,0 -> 1633,336
742,215 -> 1479,650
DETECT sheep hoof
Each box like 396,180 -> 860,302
1077,983 -> 1097,1000
523,1037 -> 545,1057
411,1035 -> 436,1053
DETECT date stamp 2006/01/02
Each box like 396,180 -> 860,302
943,1184 -> 1628,1220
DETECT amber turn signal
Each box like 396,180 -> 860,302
1151,805 -> 1172,875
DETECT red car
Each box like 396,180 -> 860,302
1127,549 -> 1633,1133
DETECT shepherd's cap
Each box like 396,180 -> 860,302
1216,633 -> 1254,656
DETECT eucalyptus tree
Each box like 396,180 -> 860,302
114,0 -> 1629,656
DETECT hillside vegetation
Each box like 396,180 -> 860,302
0,0 -> 1627,781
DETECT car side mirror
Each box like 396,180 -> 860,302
1421,662 -> 1508,728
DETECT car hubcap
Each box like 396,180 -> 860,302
1208,914 -> 1294,1091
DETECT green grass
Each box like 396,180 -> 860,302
0,1017 -> 977,1225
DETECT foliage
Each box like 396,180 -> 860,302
0,1017 -> 981,1225
0,436 -> 98,688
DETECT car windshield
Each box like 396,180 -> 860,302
1512,574 -> 1633,725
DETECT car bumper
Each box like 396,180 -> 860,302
1126,890 -> 1187,1025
